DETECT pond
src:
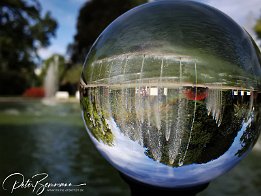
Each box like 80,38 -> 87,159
0,99 -> 260,195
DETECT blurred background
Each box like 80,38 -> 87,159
0,0 -> 260,195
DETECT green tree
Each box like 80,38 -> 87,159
0,0 -> 57,95
255,16 -> 261,39
68,0 -> 147,64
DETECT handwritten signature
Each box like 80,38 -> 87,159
2,173 -> 86,195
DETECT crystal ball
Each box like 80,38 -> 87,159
80,1 -> 261,188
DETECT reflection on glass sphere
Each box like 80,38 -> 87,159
80,1 -> 261,188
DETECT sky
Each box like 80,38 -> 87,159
38,0 -> 261,60
38,0 -> 87,59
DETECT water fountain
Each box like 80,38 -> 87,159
44,55 -> 59,98
43,55 -> 59,105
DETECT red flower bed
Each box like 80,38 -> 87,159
23,87 -> 45,98
183,87 -> 208,101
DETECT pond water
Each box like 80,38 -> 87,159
0,99 -> 260,195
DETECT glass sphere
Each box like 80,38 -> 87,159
80,1 -> 261,188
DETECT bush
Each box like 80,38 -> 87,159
23,87 -> 45,98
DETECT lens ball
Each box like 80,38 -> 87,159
80,1 -> 261,188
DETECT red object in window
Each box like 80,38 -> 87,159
23,87 -> 45,98
183,87 -> 208,101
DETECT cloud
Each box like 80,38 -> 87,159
204,0 -> 261,40
38,48 -> 53,59
38,45 -> 64,59
149,0 -> 261,26
153,0 -> 260,39
207,0 -> 260,21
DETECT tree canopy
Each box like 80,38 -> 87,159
68,0 -> 147,64
255,17 -> 261,40
0,0 -> 57,95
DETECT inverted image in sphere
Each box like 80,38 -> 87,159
80,0 -> 261,188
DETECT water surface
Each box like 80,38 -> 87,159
0,99 -> 260,195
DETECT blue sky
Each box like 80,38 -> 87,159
38,0 -> 87,59
38,0 -> 261,60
